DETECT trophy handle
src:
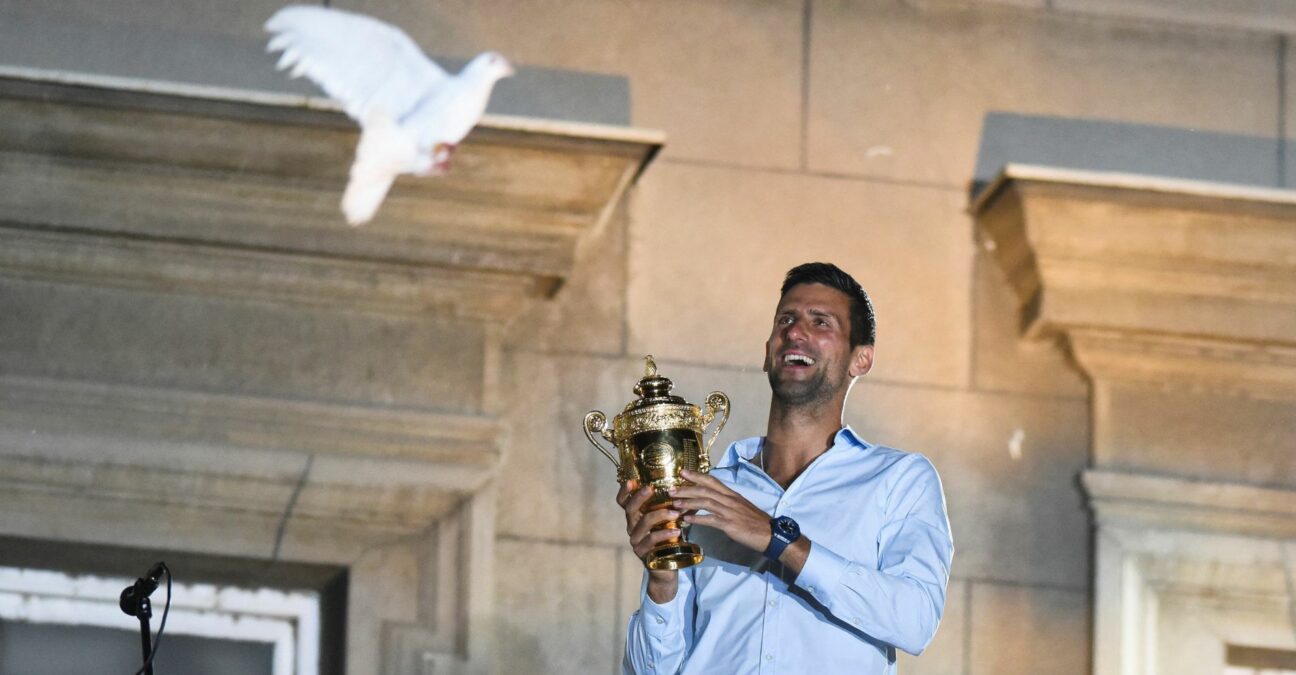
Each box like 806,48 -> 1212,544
698,391 -> 731,472
583,410 -> 621,468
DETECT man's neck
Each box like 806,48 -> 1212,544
760,398 -> 845,488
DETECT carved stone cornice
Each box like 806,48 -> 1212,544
1082,468 -> 1296,540
971,164 -> 1296,399
0,70 -> 664,318
0,375 -> 500,559
0,68 -> 661,673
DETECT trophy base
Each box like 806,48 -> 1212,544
644,542 -> 704,570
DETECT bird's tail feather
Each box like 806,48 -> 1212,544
341,111 -> 415,226
341,168 -> 398,226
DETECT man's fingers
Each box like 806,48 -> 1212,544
680,469 -> 730,492
625,484 -> 655,514
630,508 -> 679,541
633,526 -> 682,559
681,512 -> 715,527
616,480 -> 641,508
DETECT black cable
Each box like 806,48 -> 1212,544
132,563 -> 171,675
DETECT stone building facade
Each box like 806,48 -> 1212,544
0,1 -> 1293,674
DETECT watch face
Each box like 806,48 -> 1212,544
775,516 -> 799,539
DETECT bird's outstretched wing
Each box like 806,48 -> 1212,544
265,5 -> 447,122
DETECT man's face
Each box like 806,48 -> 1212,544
763,282 -> 872,407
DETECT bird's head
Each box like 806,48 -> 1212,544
465,51 -> 515,81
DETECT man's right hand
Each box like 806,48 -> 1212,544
618,480 -> 680,604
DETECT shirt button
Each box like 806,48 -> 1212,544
765,654 -> 773,662
767,600 -> 776,608
654,617 -> 663,625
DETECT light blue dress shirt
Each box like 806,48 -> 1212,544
623,427 -> 953,674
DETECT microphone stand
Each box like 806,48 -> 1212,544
135,595 -> 154,675
120,561 -> 166,675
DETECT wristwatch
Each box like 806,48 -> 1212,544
764,515 -> 801,561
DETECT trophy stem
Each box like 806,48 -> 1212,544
641,488 -> 703,570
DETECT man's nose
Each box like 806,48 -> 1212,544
784,318 -> 808,341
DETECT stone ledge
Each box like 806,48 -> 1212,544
1070,329 -> 1296,402
0,375 -> 501,550
0,226 -> 545,320
1082,468 -> 1296,539
0,70 -> 663,314
972,164 -> 1296,400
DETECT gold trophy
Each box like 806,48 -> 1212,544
584,356 -> 731,570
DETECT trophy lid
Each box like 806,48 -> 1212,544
627,355 -> 687,410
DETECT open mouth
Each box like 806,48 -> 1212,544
782,353 -> 815,367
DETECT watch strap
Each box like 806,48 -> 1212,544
763,516 -> 798,561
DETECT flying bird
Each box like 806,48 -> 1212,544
265,5 -> 515,225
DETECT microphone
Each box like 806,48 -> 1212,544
119,562 -> 167,617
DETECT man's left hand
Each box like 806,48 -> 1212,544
670,469 -> 772,554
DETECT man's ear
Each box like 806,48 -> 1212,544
848,345 -> 874,378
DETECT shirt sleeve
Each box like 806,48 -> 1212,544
623,567 -> 695,674
793,453 -> 954,655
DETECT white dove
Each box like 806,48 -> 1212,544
265,5 -> 515,226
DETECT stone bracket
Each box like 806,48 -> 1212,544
972,163 -> 1296,399
0,71 -> 664,318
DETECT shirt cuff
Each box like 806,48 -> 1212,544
639,590 -> 679,637
796,540 -> 852,606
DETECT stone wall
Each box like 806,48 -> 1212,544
2,1 -> 1295,674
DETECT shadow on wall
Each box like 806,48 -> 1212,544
971,111 -> 1291,198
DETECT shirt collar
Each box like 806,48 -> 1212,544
719,425 -> 872,468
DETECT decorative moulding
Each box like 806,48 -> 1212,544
1082,468 -> 1296,541
0,374 -> 501,560
971,163 -> 1296,400
1082,468 -> 1296,675
0,69 -> 664,319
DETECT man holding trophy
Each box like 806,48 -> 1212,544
615,263 -> 954,674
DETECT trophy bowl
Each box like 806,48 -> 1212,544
584,356 -> 730,570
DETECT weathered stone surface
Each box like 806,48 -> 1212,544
346,543 -> 424,675
968,582 -> 1091,675
506,200 -> 629,356
975,168 -> 1296,348
1088,477 -> 1296,675
1094,381 -> 1296,489
1053,0 -> 1296,33
1157,594 -> 1296,674
0,482 -> 283,560
0,279 -> 486,411
629,161 -> 972,388
495,538 -> 621,675
342,0 -> 805,169
495,352 -> 637,546
808,1 -> 1278,186
846,380 -> 1091,588
615,548 -> 645,668
972,249 -> 1089,398
973,167 -> 1296,487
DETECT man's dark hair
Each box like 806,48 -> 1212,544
780,262 -> 876,347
